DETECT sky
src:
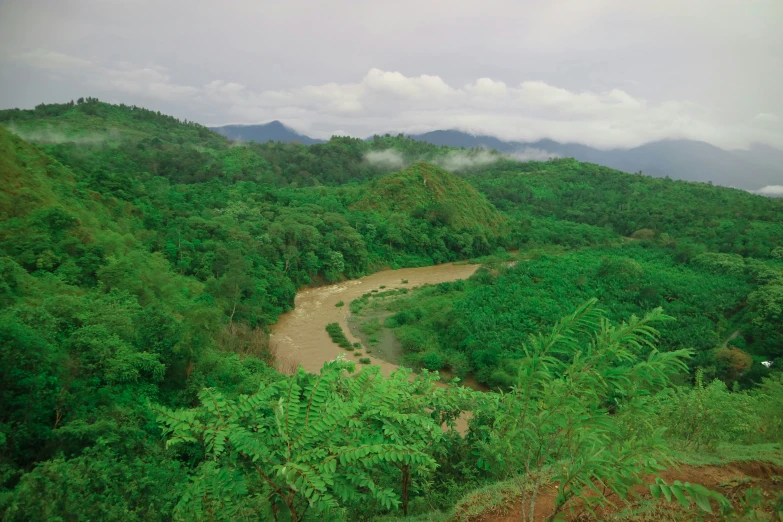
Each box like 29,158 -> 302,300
1,0 -> 781,149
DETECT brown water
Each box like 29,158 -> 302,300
270,262 -> 480,375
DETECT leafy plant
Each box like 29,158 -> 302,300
325,322 -> 352,350
655,369 -> 761,449
649,477 -> 731,515
156,360 -> 441,521
477,299 -> 691,521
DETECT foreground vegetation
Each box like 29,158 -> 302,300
1,99 -> 781,521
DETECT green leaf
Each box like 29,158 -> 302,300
670,484 -> 690,508
689,490 -> 713,513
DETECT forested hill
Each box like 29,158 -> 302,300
355,162 -> 507,231
1,99 -> 783,521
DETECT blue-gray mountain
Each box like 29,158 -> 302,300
402,130 -> 782,192
210,121 -> 324,145
210,123 -> 781,191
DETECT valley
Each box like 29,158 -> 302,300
270,260 -> 480,375
0,99 -> 781,522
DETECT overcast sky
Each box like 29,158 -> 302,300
1,0 -> 781,149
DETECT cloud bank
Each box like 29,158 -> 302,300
7,50 -> 783,150
364,147 -> 560,173
6,122 -> 115,144
508,148 -> 560,162
364,149 -> 406,169
753,185 -> 783,197
434,150 -> 501,171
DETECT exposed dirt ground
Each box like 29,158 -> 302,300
466,462 -> 783,522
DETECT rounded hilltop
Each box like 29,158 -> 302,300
355,161 -> 506,232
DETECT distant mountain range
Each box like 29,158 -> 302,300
403,130 -> 782,191
210,121 -> 324,145
209,122 -> 781,191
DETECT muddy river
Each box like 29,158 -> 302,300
270,262 -> 480,375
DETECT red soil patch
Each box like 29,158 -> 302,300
468,462 -> 783,522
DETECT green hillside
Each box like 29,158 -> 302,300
0,97 -> 222,147
1,100 -> 782,522
470,158 -> 783,259
0,126 -> 81,219
356,162 -> 507,231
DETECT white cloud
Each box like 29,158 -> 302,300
363,68 -> 456,100
9,50 -> 783,149
201,69 -> 782,148
362,147 -> 558,173
508,148 -> 560,161
13,49 -> 93,69
364,149 -> 406,169
434,150 -> 501,171
752,113 -> 780,127
12,50 -> 198,101
753,185 -> 783,197
467,78 -> 508,98
100,66 -> 198,100
5,122 -> 115,144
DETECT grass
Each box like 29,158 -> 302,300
325,322 -> 353,350
360,317 -> 383,336
668,443 -> 783,467
350,288 -> 410,314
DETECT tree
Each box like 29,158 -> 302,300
476,300 -> 691,521
747,283 -> 783,358
156,360 -> 442,521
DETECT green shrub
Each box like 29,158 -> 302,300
421,352 -> 443,371
385,308 -> 423,328
655,370 -> 763,449
359,357 -> 371,364
325,322 -> 352,349
360,318 -> 382,335
335,300 -> 344,307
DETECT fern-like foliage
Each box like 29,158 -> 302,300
477,299 -> 692,522
155,358 -> 454,521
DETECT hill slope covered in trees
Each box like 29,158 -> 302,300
356,162 -> 507,231
1,100 -> 782,522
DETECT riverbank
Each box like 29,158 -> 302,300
270,261 -> 481,375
